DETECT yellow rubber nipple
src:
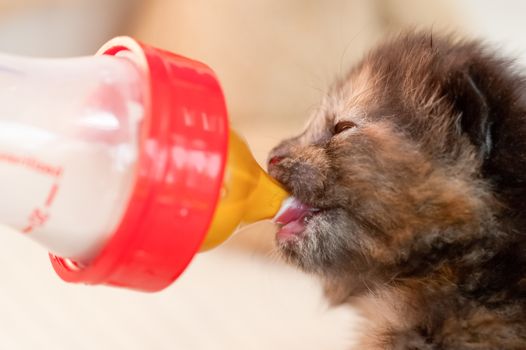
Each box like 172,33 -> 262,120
199,130 -> 288,251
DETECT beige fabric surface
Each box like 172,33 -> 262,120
0,221 -> 359,350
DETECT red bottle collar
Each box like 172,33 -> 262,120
50,37 -> 229,292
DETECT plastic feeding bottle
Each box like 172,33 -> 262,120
0,36 -> 289,292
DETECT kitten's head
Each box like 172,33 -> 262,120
268,32 -> 526,285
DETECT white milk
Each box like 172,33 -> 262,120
0,53 -> 145,262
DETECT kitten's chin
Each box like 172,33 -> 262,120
275,220 -> 323,272
275,204 -> 353,273
274,197 -> 331,272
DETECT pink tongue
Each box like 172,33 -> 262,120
274,197 -> 313,225
274,197 -> 316,239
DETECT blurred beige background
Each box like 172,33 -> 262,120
0,1 -> 525,349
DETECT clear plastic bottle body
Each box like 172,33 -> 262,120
0,53 -> 144,262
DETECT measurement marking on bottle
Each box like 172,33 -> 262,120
45,183 -> 59,207
0,152 -> 63,234
21,181 -> 61,234
0,153 -> 62,178
22,208 -> 50,233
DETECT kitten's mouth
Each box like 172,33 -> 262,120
273,197 -> 320,240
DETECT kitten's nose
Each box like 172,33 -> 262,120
268,155 -> 284,167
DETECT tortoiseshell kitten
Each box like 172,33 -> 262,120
268,32 -> 526,349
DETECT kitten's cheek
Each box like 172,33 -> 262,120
267,159 -> 292,182
267,165 -> 284,183
283,162 -> 327,197
268,161 -> 304,194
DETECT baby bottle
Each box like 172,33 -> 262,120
0,36 -> 289,292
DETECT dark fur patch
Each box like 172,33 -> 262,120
269,31 -> 526,349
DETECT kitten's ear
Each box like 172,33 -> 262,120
446,68 -> 493,159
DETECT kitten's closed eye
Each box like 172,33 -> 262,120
333,120 -> 357,135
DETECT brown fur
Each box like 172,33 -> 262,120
268,32 -> 526,349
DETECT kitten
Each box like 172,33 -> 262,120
268,32 -> 526,349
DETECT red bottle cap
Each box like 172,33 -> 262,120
50,37 -> 229,292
